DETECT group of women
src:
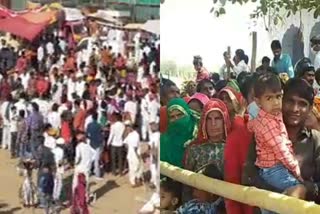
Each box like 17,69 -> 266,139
160,74 -> 320,213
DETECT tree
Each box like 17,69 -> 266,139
211,0 -> 320,28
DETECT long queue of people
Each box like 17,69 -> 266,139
0,31 -> 160,213
159,39 -> 320,214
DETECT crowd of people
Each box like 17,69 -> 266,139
159,38 -> 320,214
0,27 -> 160,213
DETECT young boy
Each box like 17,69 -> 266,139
176,164 -> 224,214
160,178 -> 182,212
248,73 -> 306,199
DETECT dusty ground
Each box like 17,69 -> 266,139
0,148 -> 153,214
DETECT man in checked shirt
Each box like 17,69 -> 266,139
248,73 -> 307,201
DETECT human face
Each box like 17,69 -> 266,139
272,48 -> 282,59
219,92 -> 234,115
169,109 -> 184,123
160,188 -> 177,210
256,90 -> 283,115
188,100 -> 203,113
167,86 -> 180,103
187,82 -> 196,96
200,82 -> 215,98
206,111 -> 224,141
282,94 -> 311,127
313,43 -> 320,52
194,64 -> 201,72
302,71 -> 315,86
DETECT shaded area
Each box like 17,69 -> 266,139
94,180 -> 120,201
0,201 -> 22,214
282,24 -> 304,66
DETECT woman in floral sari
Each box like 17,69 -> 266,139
182,99 -> 231,203
160,98 -> 198,168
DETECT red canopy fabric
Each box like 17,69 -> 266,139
0,7 -> 16,18
0,16 -> 46,41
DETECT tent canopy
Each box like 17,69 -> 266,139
20,10 -> 57,24
142,19 -> 159,35
0,16 -> 46,41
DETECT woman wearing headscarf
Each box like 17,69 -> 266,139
182,99 -> 231,204
187,92 -> 210,119
160,98 -> 198,168
184,99 -> 231,173
219,86 -> 246,123
218,87 -> 254,214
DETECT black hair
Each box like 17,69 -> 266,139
160,78 -> 177,99
283,78 -> 314,105
235,49 -> 249,64
74,99 -> 81,107
211,73 -> 220,83
196,79 -> 214,92
262,56 -> 271,64
200,163 -> 223,180
52,103 -> 59,111
240,73 -> 261,101
160,178 -> 182,203
254,73 -> 282,98
31,102 -> 39,112
271,40 -> 282,50
214,80 -> 228,93
19,110 -> 25,118
92,112 -> 98,120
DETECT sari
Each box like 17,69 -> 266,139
182,99 -> 231,203
160,98 -> 198,168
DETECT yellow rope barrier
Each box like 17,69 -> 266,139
160,161 -> 320,214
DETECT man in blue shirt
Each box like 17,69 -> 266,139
86,112 -> 104,179
271,40 -> 294,78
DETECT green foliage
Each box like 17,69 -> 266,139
160,60 -> 196,80
211,0 -> 320,24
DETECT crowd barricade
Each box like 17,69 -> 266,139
160,161 -> 320,214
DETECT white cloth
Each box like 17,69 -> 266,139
47,111 -> 61,129
233,60 -> 250,76
107,121 -> 125,147
46,42 -> 54,55
124,131 -> 142,185
75,80 -> 86,98
44,134 -> 56,150
124,100 -> 137,124
37,46 -> 44,62
84,115 -> 93,131
149,132 -> 160,187
314,51 -> 320,71
14,99 -> 28,117
148,100 -> 160,124
74,142 -> 95,174
52,82 -> 63,104
67,79 -> 76,101
9,110 -> 18,133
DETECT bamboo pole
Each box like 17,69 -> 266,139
160,161 -> 320,214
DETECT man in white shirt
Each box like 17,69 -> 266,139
123,121 -> 142,187
52,138 -> 65,202
10,106 -> 18,158
75,73 -> 85,98
47,103 -> 61,130
37,45 -> 44,66
124,94 -> 137,124
311,35 -> 320,71
140,92 -> 150,141
72,133 -> 95,195
1,98 -> 12,150
107,113 -> 125,176
46,41 -> 54,56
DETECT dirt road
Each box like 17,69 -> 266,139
0,149 -> 152,214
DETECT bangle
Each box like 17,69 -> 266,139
314,183 -> 319,196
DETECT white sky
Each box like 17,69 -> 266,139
160,0 -> 269,70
